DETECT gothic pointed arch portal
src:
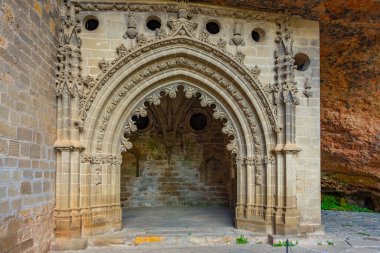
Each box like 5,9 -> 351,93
54,1 -> 322,247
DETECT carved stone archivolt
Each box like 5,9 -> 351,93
93,56 -> 265,155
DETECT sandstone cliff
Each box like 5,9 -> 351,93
198,0 -> 380,210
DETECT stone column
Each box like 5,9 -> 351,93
235,156 -> 246,220
52,0 -> 87,249
271,12 -> 301,235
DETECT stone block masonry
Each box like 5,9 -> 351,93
0,0 -> 58,252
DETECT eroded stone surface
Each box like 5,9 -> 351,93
0,0 -> 58,251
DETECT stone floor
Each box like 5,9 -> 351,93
53,207 -> 380,253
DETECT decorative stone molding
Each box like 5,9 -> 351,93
56,0 -> 82,97
73,1 -> 282,22
155,28 -> 167,40
93,56 -> 268,152
80,153 -> 122,165
250,65 -> 261,78
94,167 -> 102,185
116,44 -> 128,57
98,59 -> 110,72
92,52 -> 274,151
235,50 -> 245,64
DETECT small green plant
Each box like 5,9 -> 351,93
317,241 -> 322,246
357,231 -> 370,236
236,235 -> 248,245
327,240 -> 334,246
341,223 -> 353,227
273,240 -> 298,247
321,195 -> 373,212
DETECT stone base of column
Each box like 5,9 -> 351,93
81,205 -> 122,236
235,217 -> 270,233
273,209 -> 300,235
53,205 -> 122,250
299,224 -> 323,234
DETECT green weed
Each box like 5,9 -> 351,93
357,231 -> 370,236
273,240 -> 298,247
235,235 -> 248,245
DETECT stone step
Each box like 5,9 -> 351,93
87,227 -> 268,247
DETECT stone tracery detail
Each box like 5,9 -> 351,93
123,83 -> 241,155
120,136 -> 133,152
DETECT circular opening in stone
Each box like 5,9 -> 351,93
251,28 -> 265,42
206,21 -> 220,34
84,16 -> 99,31
132,115 -> 150,130
147,17 -> 161,31
189,112 -> 208,131
294,53 -> 311,71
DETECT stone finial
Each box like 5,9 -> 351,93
229,22 -> 246,46
123,13 -> 138,39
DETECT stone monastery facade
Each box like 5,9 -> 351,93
0,0 -> 320,251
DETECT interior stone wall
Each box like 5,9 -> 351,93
120,92 -> 235,208
0,0 -> 58,252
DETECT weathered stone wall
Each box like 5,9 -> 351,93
0,0 -> 58,251
120,93 -> 234,208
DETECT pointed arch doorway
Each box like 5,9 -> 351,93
119,87 -> 238,228
54,35 -> 302,243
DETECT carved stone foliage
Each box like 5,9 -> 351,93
123,83 -> 240,155
250,65 -> 261,78
81,153 -> 122,165
56,0 -> 82,97
94,167 -> 102,185
120,136 -> 133,152
273,12 -> 299,106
